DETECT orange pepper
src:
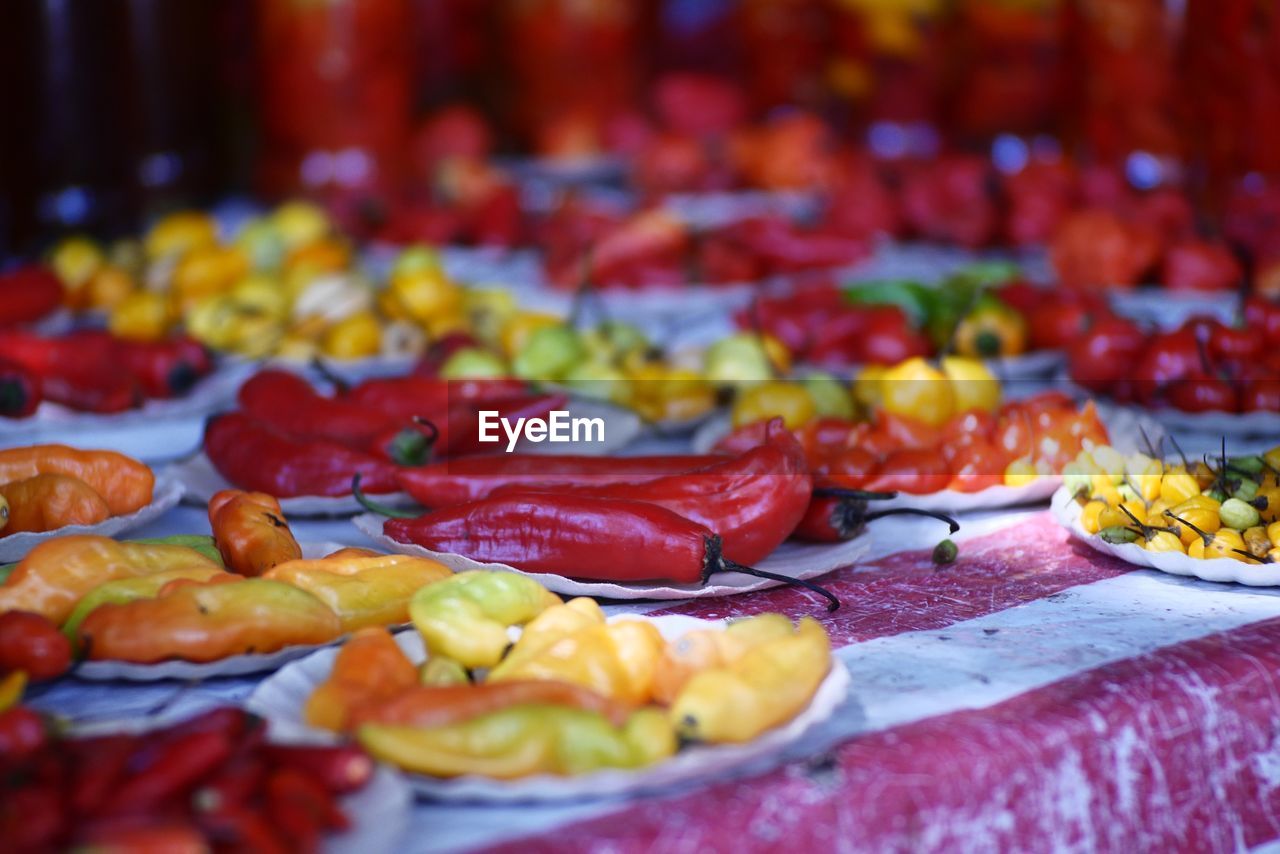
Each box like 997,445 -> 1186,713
208,489 -> 302,577
0,535 -> 221,624
77,577 -> 341,664
0,474 -> 110,535
304,627 -> 419,732
0,445 -> 153,516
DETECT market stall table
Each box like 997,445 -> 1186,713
25,507 -> 1280,852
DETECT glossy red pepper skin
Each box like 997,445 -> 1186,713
0,265 -> 63,327
793,495 -> 867,542
0,330 -> 140,413
205,413 -> 403,497
117,336 -> 214,399
0,358 -> 41,418
238,370 -> 404,450
495,427 -> 811,564
395,452 -> 716,508
441,391 -> 569,456
384,495 -> 722,584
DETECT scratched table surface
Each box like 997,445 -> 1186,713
24,490 -> 1280,854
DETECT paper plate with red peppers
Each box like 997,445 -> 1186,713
248,615 -> 851,803
353,511 -> 869,602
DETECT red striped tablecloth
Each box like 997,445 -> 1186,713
466,511 -> 1280,852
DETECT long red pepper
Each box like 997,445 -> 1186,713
205,413 -> 403,497
492,425 -> 812,564
0,330 -> 140,413
396,452 -> 720,508
237,370 -> 404,450
363,484 -> 838,609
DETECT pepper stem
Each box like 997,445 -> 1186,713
719,559 -> 841,612
1233,548 -> 1271,564
351,473 -> 418,519
310,358 -> 351,394
865,507 -> 961,533
812,487 -> 899,501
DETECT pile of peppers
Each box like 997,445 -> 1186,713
306,571 -> 834,778
364,418 -> 958,604
0,329 -> 213,418
0,490 -> 454,666
204,369 -> 565,497
0,445 -> 155,538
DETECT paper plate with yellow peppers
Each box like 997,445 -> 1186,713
0,490 -> 455,680
248,571 -> 849,802
0,446 -> 184,562
1051,443 -> 1280,585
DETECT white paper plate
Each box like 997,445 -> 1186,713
1136,406 -> 1280,438
1050,486 -> 1280,586
0,476 -> 185,563
662,190 -> 822,228
63,711 -> 411,854
248,615 -> 850,803
0,363 -> 249,435
168,452 -> 417,517
353,512 -> 866,600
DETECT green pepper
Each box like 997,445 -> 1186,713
842,280 -> 934,326
127,535 -> 225,567
409,571 -> 561,669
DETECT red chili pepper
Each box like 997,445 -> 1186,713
198,804 -> 289,854
262,745 -> 374,794
0,782 -> 64,851
0,265 -> 64,327
69,734 -> 142,816
0,705 -> 49,760
492,423 -> 812,564
237,370 -> 405,450
0,610 -> 72,681
0,330 -> 140,413
439,391 -> 570,456
395,452 -> 715,508
192,755 -> 266,815
267,766 -> 349,841
205,413 -> 404,497
368,489 -> 838,609
117,336 -> 214,399
100,729 -> 235,815
0,358 -> 41,418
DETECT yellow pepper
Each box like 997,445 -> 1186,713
1187,528 -> 1248,561
0,670 -> 26,713
953,298 -> 1027,358
272,201 -> 331,249
171,245 -> 250,313
670,616 -> 831,744
144,211 -> 218,260
1002,457 -> 1040,488
389,269 -> 463,326
358,705 -> 675,779
1165,496 -> 1222,547
108,291 -> 171,341
49,236 -> 104,294
652,613 -> 796,704
731,382 -> 816,430
265,554 -> 451,632
83,264 -> 137,311
489,619 -> 666,706
60,566 -> 233,643
1097,500 -> 1147,531
1159,470 -> 1201,506
409,571 -> 561,669
489,598 -> 605,674
1269,520 -> 1280,547
878,357 -> 954,426
1080,499 -> 1108,534
230,274 -> 289,321
852,364 -> 886,412
322,311 -> 382,359
1244,526 -> 1272,560
1142,529 -> 1186,554
941,356 -> 1000,414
